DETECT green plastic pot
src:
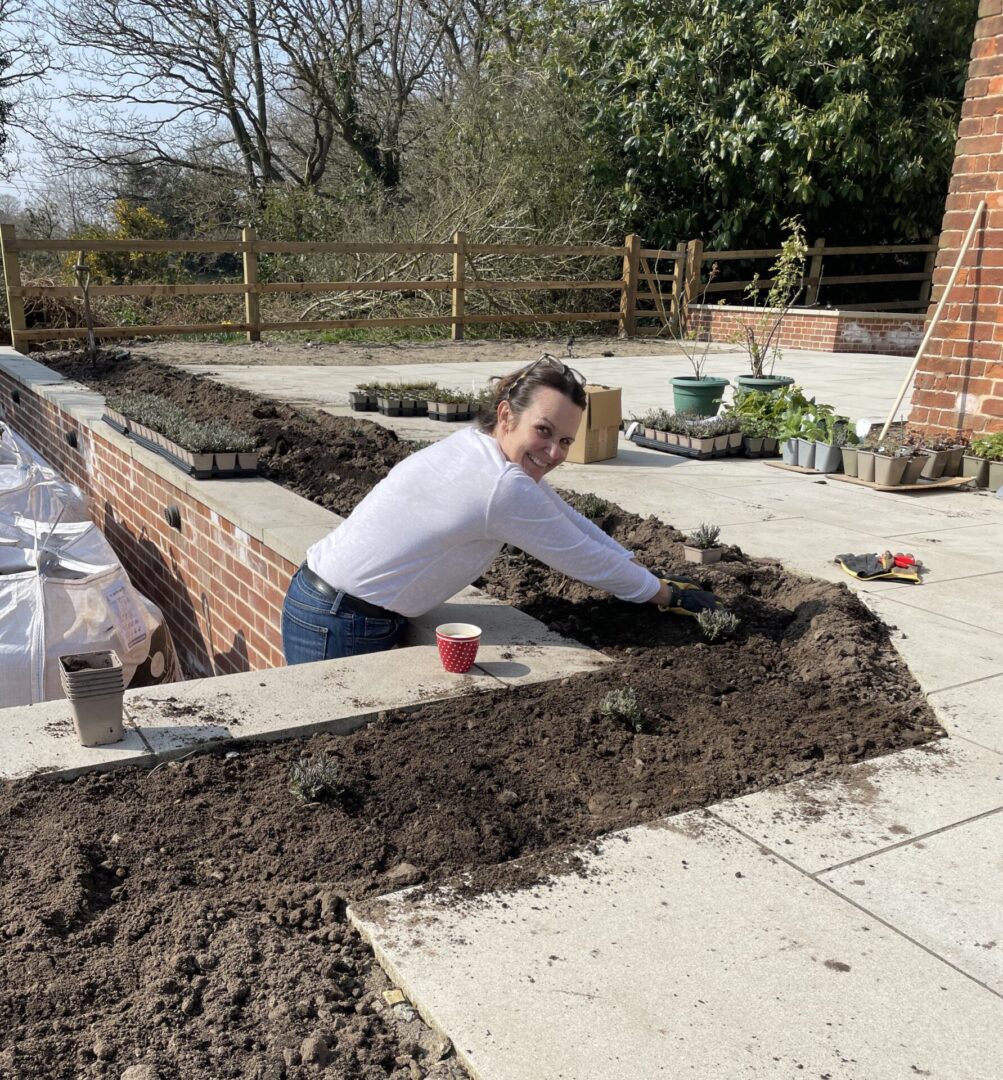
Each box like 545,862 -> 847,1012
670,376 -> 729,418
733,375 -> 795,394
963,454 -> 989,488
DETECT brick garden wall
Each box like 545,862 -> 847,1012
686,305 -> 924,357
908,0 -> 1003,436
0,368 -> 292,678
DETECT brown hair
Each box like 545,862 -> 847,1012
476,355 -> 588,434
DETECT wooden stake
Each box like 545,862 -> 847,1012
242,226 -> 261,342
878,202 -> 986,440
0,223 -> 27,352
451,230 -> 465,341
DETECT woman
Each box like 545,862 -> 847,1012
281,355 -> 715,664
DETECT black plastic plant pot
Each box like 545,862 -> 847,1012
349,391 -> 371,412
237,451 -> 259,473
214,452 -> 237,474
401,399 -> 416,417
743,436 -> 764,457
945,447 -> 965,476
763,437 -> 779,456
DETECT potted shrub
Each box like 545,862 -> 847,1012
835,423 -> 859,477
778,407 -> 804,466
684,416 -> 717,457
683,523 -> 724,564
349,383 -> 378,412
376,383 -> 404,416
970,432 -> 1003,489
806,411 -> 846,474
428,387 -> 467,421
731,219 -> 806,393
669,262 -> 729,417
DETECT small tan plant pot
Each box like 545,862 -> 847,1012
68,691 -> 125,747
683,545 -> 723,565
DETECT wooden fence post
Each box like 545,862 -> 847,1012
917,241 -> 938,310
681,238 -> 704,332
619,233 -> 641,337
242,225 -> 261,342
669,241 -> 687,332
451,230 -> 465,341
805,237 -> 826,306
0,223 -> 27,353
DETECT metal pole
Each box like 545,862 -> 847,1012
878,201 -> 985,440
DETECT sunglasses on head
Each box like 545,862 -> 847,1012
505,353 -> 586,398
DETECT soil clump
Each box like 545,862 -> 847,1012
0,348 -> 944,1079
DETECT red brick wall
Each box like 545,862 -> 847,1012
908,0 -> 1003,435
0,370 -> 292,678
685,305 -> 924,357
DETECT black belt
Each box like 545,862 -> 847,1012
298,563 -> 398,620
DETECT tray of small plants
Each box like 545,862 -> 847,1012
103,391 -> 259,478
349,381 -> 494,422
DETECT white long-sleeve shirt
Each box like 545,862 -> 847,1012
307,426 -> 661,617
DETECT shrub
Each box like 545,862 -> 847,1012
573,492 -> 614,519
697,609 -> 740,642
688,523 -> 721,549
289,753 -> 346,804
597,687 -> 649,732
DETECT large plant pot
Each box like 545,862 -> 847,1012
920,449 -> 950,480
989,460 -> 1003,490
874,454 -> 908,487
796,438 -> 816,469
763,437 -> 779,456
902,454 -> 926,485
840,447 -> 858,477
963,454 -> 989,488
945,447 -> 965,476
856,450 -> 876,483
814,443 -> 842,474
781,439 -> 797,465
670,376 -> 729,418
733,375 -> 795,394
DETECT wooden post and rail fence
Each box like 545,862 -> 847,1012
0,223 -> 938,353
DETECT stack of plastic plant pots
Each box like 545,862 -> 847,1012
57,650 -> 126,747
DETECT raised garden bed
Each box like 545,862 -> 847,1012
1,347 -> 945,1080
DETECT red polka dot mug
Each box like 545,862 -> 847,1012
435,623 -> 482,674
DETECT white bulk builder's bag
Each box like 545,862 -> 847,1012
0,515 -> 180,708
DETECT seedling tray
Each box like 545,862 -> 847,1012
111,424 -> 257,480
630,433 -> 743,460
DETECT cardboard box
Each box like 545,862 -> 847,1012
565,384 -> 622,464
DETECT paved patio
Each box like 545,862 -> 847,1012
5,344 -> 1002,1077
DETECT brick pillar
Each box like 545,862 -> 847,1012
908,0 -> 1003,435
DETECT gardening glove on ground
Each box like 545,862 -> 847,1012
658,578 -> 720,616
835,553 -> 921,584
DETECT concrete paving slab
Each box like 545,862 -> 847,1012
712,741 -> 1003,874
0,695 -> 153,780
850,591 -> 1003,691
875,571 -> 1003,636
821,810 -> 1003,993
123,646 -> 508,755
929,675 -> 1003,755
350,813 -> 1003,1080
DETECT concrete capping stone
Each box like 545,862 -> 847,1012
688,304 -> 924,323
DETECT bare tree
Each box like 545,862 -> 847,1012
44,0 -> 517,195
0,0 -> 52,173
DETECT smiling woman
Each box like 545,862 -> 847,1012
280,355 -> 703,664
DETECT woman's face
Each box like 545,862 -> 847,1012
495,385 -> 583,482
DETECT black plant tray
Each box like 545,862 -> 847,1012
428,411 -> 472,423
630,433 -> 736,460
121,428 -> 257,480
102,414 -> 128,435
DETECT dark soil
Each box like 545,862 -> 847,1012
0,348 -> 945,1080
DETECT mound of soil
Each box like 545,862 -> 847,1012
0,348 -> 944,1079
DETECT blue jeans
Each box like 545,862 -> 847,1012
281,566 -> 407,664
